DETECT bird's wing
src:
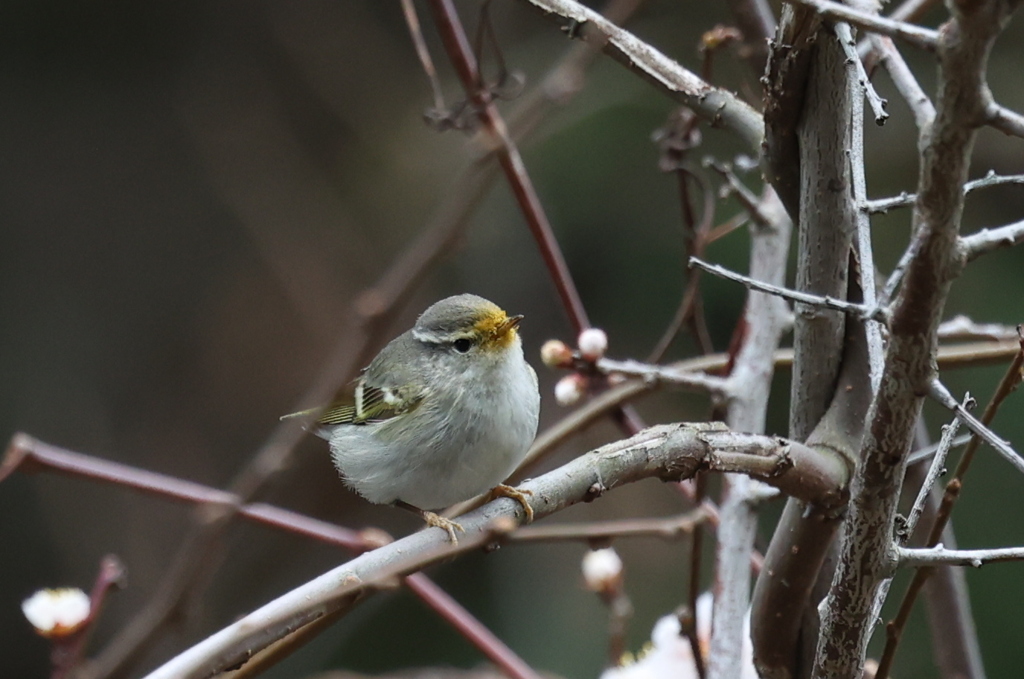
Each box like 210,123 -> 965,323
279,331 -> 428,426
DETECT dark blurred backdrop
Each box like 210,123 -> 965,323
1,1 -> 1023,677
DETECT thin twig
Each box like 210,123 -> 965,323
686,474 -> 709,679
787,0 -> 940,51
938,315 -> 1022,342
927,379 -> 1024,476
865,172 -> 1024,213
426,0 -> 590,333
906,433 -> 971,465
507,509 -> 709,543
405,575 -> 544,679
703,159 -> 773,227
426,0 -> 647,437
870,35 -> 935,131
689,256 -> 887,322
898,545 -> 1024,568
594,357 -> 732,395
845,30 -> 886,390
905,409 -> 965,540
835,22 -> 889,125
51,557 -> 127,679
856,0 -> 942,59
400,0 -> 447,114
876,236 -> 919,308
904,422 -> 986,679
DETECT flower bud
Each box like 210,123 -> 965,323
540,339 -> 574,368
578,327 -> 608,361
555,373 -> 587,405
582,547 -> 623,593
22,588 -> 91,638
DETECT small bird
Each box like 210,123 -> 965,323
288,294 -> 541,541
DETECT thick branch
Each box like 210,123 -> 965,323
140,422 -> 847,679
814,2 -> 1020,676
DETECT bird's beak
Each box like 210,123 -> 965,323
497,314 -> 524,337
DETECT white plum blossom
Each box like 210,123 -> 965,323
599,592 -> 757,679
555,374 -> 586,405
22,588 -> 91,638
540,339 -> 574,368
578,327 -> 609,361
582,547 -> 624,592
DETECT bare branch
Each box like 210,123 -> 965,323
905,410 -> 965,540
814,0 -> 1021,674
880,330 -> 1023,678
856,0 -> 943,59
871,35 -> 935,131
428,0 -> 590,333
139,422 -> 847,679
866,172 -> 1024,213
907,433 -> 971,465
508,509 -> 709,543
518,0 -> 766,152
986,100 -> 1024,138
690,256 -> 886,322
938,315 -> 1022,341
835,22 -> 889,125
959,219 -> 1024,261
899,545 -> 1024,568
710,188 -> 792,679
928,379 -> 1024,475
595,357 -> 732,395
787,0 -> 940,51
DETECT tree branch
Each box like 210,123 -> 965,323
899,545 -> 1024,568
928,379 -> 1024,475
690,257 -> 885,322
958,218 -> 1024,261
787,0 -> 940,51
709,188 -> 792,679
139,422 -> 847,679
814,1 -> 1021,675
518,0 -> 765,152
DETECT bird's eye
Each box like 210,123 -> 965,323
452,338 -> 473,353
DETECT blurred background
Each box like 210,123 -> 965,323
1,1 -> 1022,677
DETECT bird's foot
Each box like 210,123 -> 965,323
421,511 -> 465,543
489,484 -> 534,523
394,500 -> 465,543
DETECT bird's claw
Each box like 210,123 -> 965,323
490,484 -> 535,523
422,511 -> 465,543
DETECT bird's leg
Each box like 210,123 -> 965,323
394,500 -> 464,543
489,484 -> 535,523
